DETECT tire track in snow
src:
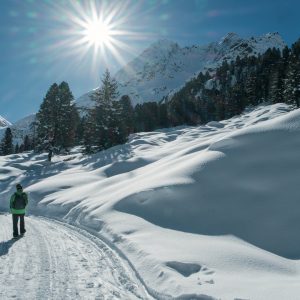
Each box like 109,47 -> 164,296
0,214 -> 152,300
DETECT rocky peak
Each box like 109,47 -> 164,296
0,115 -> 11,128
219,32 -> 242,46
77,32 -> 287,108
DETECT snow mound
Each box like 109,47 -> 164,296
115,105 -> 300,259
206,121 -> 224,128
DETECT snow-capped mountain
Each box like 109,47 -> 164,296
0,115 -> 11,128
5,33 -> 286,139
76,32 -> 286,108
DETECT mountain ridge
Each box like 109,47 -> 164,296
76,32 -> 286,108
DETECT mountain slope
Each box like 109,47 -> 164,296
76,32 -> 286,108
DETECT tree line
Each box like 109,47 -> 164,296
166,39 -> 300,126
0,128 -> 34,156
1,37 -> 300,156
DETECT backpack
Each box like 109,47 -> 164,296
12,193 -> 27,210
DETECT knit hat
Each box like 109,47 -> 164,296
16,183 -> 23,190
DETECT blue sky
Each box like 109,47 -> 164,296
0,0 -> 299,122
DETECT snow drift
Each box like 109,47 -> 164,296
117,106 -> 300,259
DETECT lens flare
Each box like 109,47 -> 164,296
46,0 -> 148,76
8,0 -> 154,82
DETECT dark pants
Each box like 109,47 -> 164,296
12,214 -> 26,236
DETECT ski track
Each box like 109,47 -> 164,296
0,214 -> 152,300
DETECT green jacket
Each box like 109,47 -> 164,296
10,191 -> 28,214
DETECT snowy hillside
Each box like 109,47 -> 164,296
0,115 -> 11,128
76,32 -> 286,108
1,103 -> 300,299
0,114 -> 35,144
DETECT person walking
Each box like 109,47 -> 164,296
10,183 -> 28,238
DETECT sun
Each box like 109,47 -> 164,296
44,0 -> 148,76
83,19 -> 112,48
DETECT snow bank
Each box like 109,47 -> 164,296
1,103 -> 300,300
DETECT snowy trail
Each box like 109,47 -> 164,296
0,214 -> 152,300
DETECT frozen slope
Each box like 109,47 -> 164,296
1,103 -> 300,299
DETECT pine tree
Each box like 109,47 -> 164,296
285,42 -> 300,107
245,72 -> 258,106
30,120 -> 38,150
215,97 -> 225,121
36,82 -> 79,152
110,99 -> 128,145
119,95 -> 134,136
158,103 -> 169,128
36,83 -> 59,150
83,113 -> 96,153
284,56 -> 300,107
57,81 -> 79,148
268,66 -> 282,104
76,116 -> 86,145
19,144 -> 25,153
15,143 -> 20,154
23,135 -> 31,151
87,69 -> 120,150
1,128 -> 13,156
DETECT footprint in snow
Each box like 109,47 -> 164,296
165,261 -> 215,285
166,261 -> 214,277
197,265 -> 215,285
86,282 -> 94,288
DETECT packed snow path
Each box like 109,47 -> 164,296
0,214 -> 152,300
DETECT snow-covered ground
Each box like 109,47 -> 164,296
1,103 -> 300,299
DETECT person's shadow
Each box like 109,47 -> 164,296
0,238 -> 19,257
